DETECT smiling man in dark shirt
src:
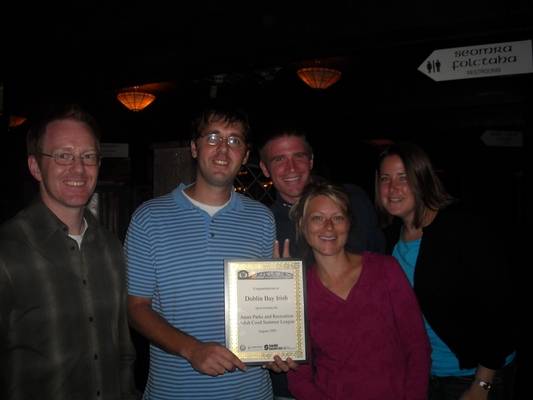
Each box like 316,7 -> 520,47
0,104 -> 138,400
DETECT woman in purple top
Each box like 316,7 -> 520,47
281,182 -> 430,400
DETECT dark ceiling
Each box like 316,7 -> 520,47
4,2 -> 533,151
1,1 -> 532,234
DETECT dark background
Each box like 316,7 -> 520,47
3,2 -> 531,199
2,2 -> 531,397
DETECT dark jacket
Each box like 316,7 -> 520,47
0,201 -> 138,400
384,204 -> 517,370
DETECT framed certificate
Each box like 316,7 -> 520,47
224,259 -> 307,365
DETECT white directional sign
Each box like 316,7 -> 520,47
418,40 -> 533,81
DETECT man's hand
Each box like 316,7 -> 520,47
273,239 -> 291,258
263,355 -> 299,373
186,341 -> 247,376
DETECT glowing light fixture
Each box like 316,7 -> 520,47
297,67 -> 342,89
9,115 -> 27,128
117,86 -> 156,111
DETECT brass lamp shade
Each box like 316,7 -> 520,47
117,89 -> 156,111
297,67 -> 342,89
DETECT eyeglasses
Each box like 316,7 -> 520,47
309,214 -> 348,227
201,132 -> 245,148
38,151 -> 101,166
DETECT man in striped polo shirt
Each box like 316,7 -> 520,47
125,104 -> 275,399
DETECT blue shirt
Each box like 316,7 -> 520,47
125,184 -> 275,399
393,238 -> 477,376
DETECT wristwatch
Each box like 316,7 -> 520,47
476,379 -> 493,391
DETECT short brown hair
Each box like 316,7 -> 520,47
190,104 -> 250,142
258,127 -> 313,166
26,104 -> 101,157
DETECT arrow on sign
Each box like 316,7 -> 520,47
418,40 -> 533,81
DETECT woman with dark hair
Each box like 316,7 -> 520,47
376,142 -> 517,400
275,181 -> 430,400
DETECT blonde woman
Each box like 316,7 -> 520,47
280,182 -> 430,400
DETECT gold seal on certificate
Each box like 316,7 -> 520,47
224,259 -> 307,365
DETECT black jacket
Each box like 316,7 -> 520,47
384,204 -> 517,370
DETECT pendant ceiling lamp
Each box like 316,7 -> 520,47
9,115 -> 27,128
297,67 -> 342,89
117,86 -> 156,112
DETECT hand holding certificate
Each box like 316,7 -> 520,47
224,259 -> 307,365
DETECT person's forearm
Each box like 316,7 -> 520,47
475,365 -> 496,381
128,303 -> 199,360
474,364 -> 496,387
458,365 -> 497,399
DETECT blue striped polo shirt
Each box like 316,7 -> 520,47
125,183 -> 275,400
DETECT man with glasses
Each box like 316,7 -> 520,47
125,104 -> 276,399
0,104 -> 138,400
